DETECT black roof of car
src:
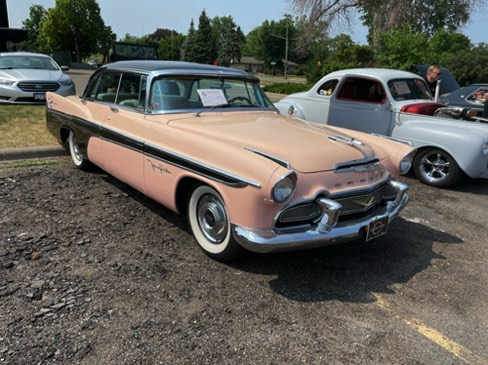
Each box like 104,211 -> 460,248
98,60 -> 254,78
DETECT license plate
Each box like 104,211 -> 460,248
365,217 -> 389,241
34,93 -> 46,101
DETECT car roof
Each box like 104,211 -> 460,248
324,68 -> 423,81
98,60 -> 253,78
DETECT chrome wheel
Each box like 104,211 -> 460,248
414,148 -> 461,187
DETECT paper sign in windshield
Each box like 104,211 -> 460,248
393,81 -> 411,95
197,89 -> 228,107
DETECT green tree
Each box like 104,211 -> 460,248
38,0 -> 115,62
375,25 -> 429,69
181,19 -> 197,62
212,16 -> 245,66
289,0 -> 485,51
17,5 -> 47,52
244,17 -> 299,73
426,29 -> 471,65
185,10 -> 217,64
444,43 -> 488,85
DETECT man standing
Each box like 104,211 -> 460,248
424,64 -> 442,97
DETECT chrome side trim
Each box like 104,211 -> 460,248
371,133 -> 414,146
245,146 -> 292,169
145,142 -> 261,188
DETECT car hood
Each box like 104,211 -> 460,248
0,68 -> 66,82
167,112 -> 377,173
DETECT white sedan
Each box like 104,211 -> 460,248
0,52 -> 75,104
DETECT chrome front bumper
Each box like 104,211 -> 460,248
233,181 -> 409,253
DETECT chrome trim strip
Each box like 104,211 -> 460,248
245,147 -> 291,169
145,142 -> 261,188
334,157 -> 380,172
371,133 -> 414,146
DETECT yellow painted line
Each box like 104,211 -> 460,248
373,293 -> 488,365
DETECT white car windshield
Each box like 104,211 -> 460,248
149,76 -> 275,112
388,78 -> 431,101
0,56 -> 60,71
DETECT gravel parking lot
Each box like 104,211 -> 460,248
1,159 -> 488,364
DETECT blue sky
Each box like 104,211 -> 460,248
6,0 -> 488,45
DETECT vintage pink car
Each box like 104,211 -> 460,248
46,61 -> 415,261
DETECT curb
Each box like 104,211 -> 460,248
0,145 -> 68,162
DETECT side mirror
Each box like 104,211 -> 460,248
61,65 -> 70,71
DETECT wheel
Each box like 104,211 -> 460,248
187,185 -> 245,261
68,130 -> 91,170
228,96 -> 252,105
413,148 -> 462,187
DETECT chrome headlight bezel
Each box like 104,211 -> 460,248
399,150 -> 415,175
272,172 -> 297,205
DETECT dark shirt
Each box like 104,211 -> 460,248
425,78 -> 437,96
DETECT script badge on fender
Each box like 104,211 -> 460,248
365,217 -> 389,241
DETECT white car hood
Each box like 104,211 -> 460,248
0,68 -> 66,82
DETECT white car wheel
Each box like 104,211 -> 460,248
68,131 -> 90,170
187,185 -> 244,261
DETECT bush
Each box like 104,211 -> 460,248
263,82 -> 313,94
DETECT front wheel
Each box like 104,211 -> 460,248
413,148 -> 462,187
187,185 -> 245,261
68,130 -> 91,170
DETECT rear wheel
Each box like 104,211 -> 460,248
68,130 -> 91,170
413,148 -> 462,187
187,185 -> 245,261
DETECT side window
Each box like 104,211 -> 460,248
317,79 -> 339,96
87,73 -> 121,103
337,77 -> 385,103
116,73 -> 146,110
467,88 -> 487,105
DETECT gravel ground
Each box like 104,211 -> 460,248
1,159 -> 488,365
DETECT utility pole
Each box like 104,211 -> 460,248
270,15 -> 290,79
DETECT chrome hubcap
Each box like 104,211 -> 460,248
421,153 -> 449,182
197,195 -> 228,243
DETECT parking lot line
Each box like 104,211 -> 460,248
373,293 -> 488,365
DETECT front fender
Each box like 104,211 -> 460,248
394,113 -> 488,177
274,99 -> 306,120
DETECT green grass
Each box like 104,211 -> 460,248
0,158 -> 68,169
0,105 -> 58,149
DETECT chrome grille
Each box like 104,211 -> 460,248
18,82 -> 60,92
279,203 -> 321,224
335,186 -> 384,216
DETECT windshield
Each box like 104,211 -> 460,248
0,56 -> 60,70
149,76 -> 275,113
388,78 -> 431,101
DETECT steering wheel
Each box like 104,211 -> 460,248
228,96 -> 252,105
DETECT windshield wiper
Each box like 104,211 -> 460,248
194,103 -> 231,117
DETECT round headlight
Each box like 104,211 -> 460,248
399,151 -> 414,175
482,142 -> 488,156
272,173 -> 297,204
287,105 -> 296,116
